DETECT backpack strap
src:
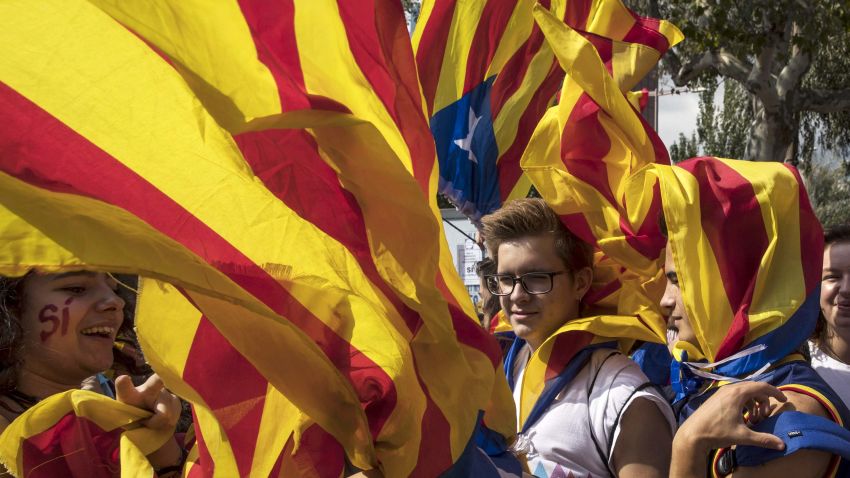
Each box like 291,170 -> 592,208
586,350 -> 621,476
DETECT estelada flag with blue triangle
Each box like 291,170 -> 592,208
414,0 -> 574,223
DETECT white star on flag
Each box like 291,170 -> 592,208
453,107 -> 481,164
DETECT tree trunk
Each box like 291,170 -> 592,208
745,98 -> 798,164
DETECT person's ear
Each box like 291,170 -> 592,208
574,266 -> 593,300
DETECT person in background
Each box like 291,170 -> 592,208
810,224 -> 850,409
475,258 -> 501,331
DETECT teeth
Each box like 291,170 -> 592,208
666,328 -> 678,345
80,326 -> 115,336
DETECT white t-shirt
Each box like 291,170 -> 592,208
511,346 -> 676,478
809,341 -> 850,411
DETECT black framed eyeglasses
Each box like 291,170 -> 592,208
484,271 -> 567,296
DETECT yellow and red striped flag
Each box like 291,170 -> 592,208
647,157 -> 823,368
521,0 -> 682,333
0,0 -> 515,476
0,390 -> 171,478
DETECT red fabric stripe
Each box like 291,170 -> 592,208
0,83 -> 397,441
619,180 -> 666,260
584,277 -> 622,306
561,212 -> 598,248
22,413 -> 121,478
410,375 -> 454,478
783,164 -> 824,294
544,331 -> 593,381
237,0 -> 349,114
488,0 -> 551,120
621,18 -> 670,53
289,424 -> 346,478
560,94 -> 618,206
495,60 -> 562,200
679,158 -> 770,360
564,0 -> 592,31
462,0 -> 515,95
234,129 -> 424,335
336,0 -> 434,196
416,0 -> 456,115
182,315 -> 267,476
436,272 -> 502,367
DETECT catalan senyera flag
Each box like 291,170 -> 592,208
503,1 -> 682,421
0,1 -> 514,477
647,157 -> 823,370
521,1 -> 682,324
414,0 -> 569,221
0,390 -> 170,478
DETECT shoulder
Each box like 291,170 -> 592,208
585,349 -> 657,393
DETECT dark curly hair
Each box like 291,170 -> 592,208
0,274 -> 28,395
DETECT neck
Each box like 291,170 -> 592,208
823,328 -> 850,364
15,366 -> 80,400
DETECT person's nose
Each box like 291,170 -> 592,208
660,282 -> 676,317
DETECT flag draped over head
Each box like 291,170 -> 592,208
0,390 -> 171,478
645,157 -> 823,382
0,0 -> 515,476
414,0 -> 575,222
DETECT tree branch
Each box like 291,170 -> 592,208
777,20 -> 812,96
799,88 -> 850,113
673,49 -> 751,86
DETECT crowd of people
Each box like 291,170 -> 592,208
0,159 -> 848,478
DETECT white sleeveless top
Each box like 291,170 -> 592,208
511,346 -> 676,478
809,341 -> 850,411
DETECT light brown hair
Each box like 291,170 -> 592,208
480,198 -> 593,273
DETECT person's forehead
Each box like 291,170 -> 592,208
497,235 -> 562,271
825,241 -> 850,268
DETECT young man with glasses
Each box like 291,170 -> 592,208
481,198 -> 674,478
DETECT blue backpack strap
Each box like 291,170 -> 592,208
441,411 -> 523,477
734,411 -> 850,466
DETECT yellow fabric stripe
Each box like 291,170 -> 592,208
250,387 -> 304,478
518,320 -> 655,425
89,0 -> 281,132
492,45 -> 556,156
486,0 -> 537,78
293,0 -> 416,177
430,0 -> 488,113
0,1 -> 380,466
720,159 -> 807,344
585,0 -> 637,40
535,13 -> 657,169
654,165 -> 733,362
505,174 -> 534,202
522,110 -> 660,275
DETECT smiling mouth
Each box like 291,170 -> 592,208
80,326 -> 116,340
666,327 -> 678,345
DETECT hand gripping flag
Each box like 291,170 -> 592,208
0,390 -> 171,478
0,1 -> 515,476
414,0 -> 572,222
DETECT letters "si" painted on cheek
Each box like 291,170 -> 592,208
38,298 -> 72,342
